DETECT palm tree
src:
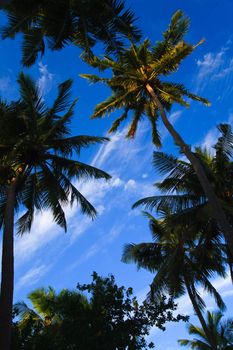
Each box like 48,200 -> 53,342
1,0 -> 141,66
0,72 -> 111,350
14,286 -> 89,329
133,123 -> 233,272
178,311 -> 233,349
13,287 -> 63,333
81,10 -> 233,256
13,286 -> 90,349
122,212 -> 227,350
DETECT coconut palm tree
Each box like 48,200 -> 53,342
0,72 -> 111,350
1,0 -> 141,66
12,286 -> 90,349
81,10 -> 233,257
178,311 -> 233,349
14,286 -> 89,331
122,212 -> 227,350
133,123 -> 233,272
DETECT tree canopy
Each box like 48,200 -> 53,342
12,272 -> 187,349
1,0 -> 141,66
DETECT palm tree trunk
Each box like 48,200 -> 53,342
184,277 -> 217,350
146,83 -> 233,257
0,180 -> 17,350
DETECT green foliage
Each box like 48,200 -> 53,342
127,125 -> 233,346
122,212 -> 227,313
0,72 -> 111,235
178,311 -> 233,349
81,10 -> 209,145
12,273 -> 187,349
132,124 -> 233,274
2,0 -> 141,66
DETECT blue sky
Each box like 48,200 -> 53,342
1,0 -> 233,348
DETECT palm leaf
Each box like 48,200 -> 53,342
22,29 -> 45,67
48,79 -> 73,115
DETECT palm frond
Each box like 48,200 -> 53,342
150,41 -> 194,76
201,277 -> 226,311
48,79 -> 73,115
48,154 -> 111,181
165,10 -> 190,43
92,91 -> 135,118
18,72 -> 46,117
215,123 -> 233,158
51,135 -> 109,156
108,109 -> 129,133
80,74 -> 108,84
22,29 -> 45,67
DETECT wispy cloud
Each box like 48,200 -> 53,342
198,112 -> 233,151
71,223 -> 125,268
15,176 -> 122,265
16,264 -> 50,291
14,161 -> 137,280
0,74 -> 16,99
195,40 -> 233,94
92,123 -> 151,172
15,211 -> 62,265
159,111 -> 183,141
37,62 -> 54,96
199,127 -> 219,152
177,275 -> 232,316
197,50 -> 225,81
14,114 -> 184,292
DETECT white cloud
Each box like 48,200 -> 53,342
92,123 -> 151,172
196,41 -> 233,92
15,210 -> 60,264
124,179 -> 137,191
92,114 -> 183,183
15,176 -> 122,265
159,111 -> 183,141
37,62 -> 54,96
177,275 -> 232,316
213,58 -> 233,79
0,75 -> 16,98
200,127 -> 219,152
92,131 -> 125,168
14,112 -> 183,285
16,264 -> 49,290
69,223 -> 125,268
198,112 -> 233,150
124,179 -> 154,199
197,51 -> 224,80
73,176 -> 123,203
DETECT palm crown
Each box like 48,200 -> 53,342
0,72 -> 111,234
132,124 -> 233,274
81,10 -> 209,145
122,212 -> 226,310
178,311 -> 233,350
122,211 -> 227,349
81,10 -> 233,259
1,0 -> 141,66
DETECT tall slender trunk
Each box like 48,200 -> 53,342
0,180 -> 17,350
184,277 -> 217,350
146,83 -> 233,256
